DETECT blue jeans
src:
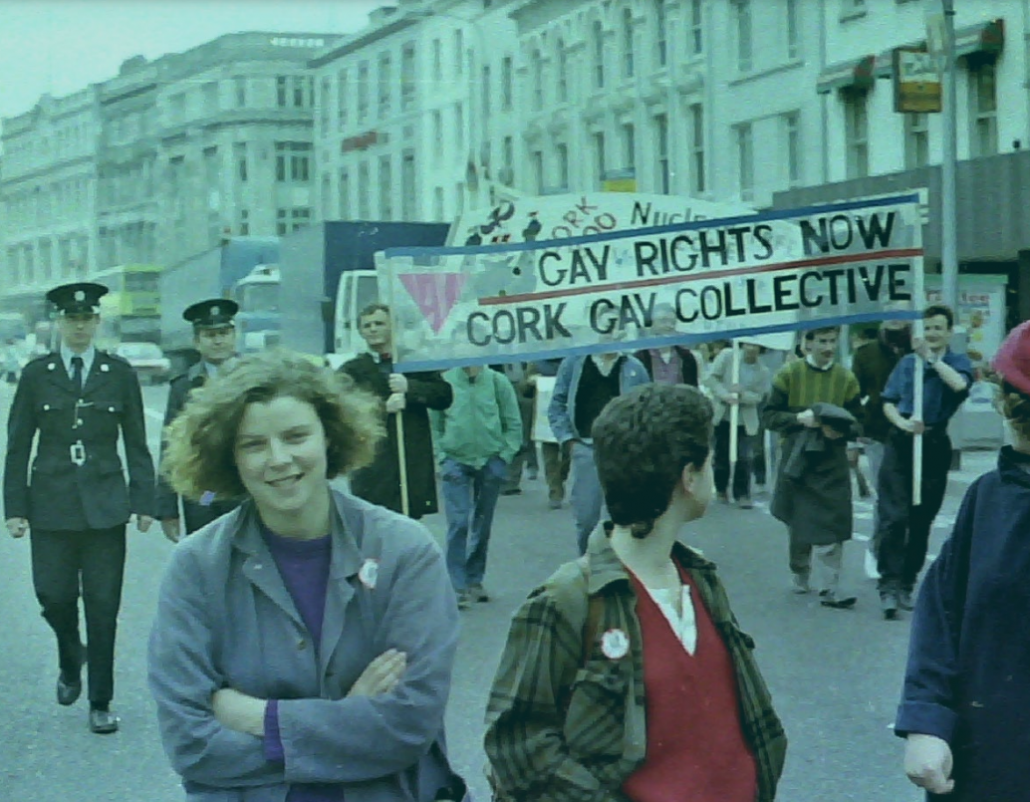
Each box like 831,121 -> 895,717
570,441 -> 606,555
441,455 -> 506,592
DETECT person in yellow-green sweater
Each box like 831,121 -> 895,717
431,365 -> 523,609
763,326 -> 864,608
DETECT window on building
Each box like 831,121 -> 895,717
776,111 -> 799,188
502,56 -> 514,110
503,135 -> 514,173
292,208 -> 311,232
557,143 -> 569,191
379,156 -> 393,220
531,49 -> 544,110
654,113 -> 670,194
275,142 -> 312,183
357,162 -> 371,219
482,64 -> 491,118
357,61 -> 369,122
736,122 -> 754,201
203,81 -> 219,114
337,69 -> 349,128
843,88 -> 869,178
235,77 -> 247,107
592,21 -> 605,89
622,8 -> 634,79
402,152 -> 416,219
401,44 -> 416,111
432,110 -> 443,156
454,29 -> 464,75
556,41 -> 568,102
294,76 -> 311,108
378,54 -> 392,118
531,150 -> 544,193
433,38 -> 443,82
594,131 -> 606,187
239,209 -> 250,235
786,0 -> 800,59
276,77 -> 288,107
691,0 -> 703,56
434,187 -> 445,221
455,103 -> 465,152
339,169 -> 351,218
905,112 -> 930,169
654,2 -> 668,66
236,142 -> 248,182
623,122 -> 635,172
320,77 -> 331,135
735,0 -> 753,72
969,55 -> 998,157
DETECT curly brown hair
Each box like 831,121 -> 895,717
998,380 -> 1030,443
591,383 -> 713,538
161,349 -> 385,502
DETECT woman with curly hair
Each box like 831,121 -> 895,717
147,350 -> 466,802
486,383 -> 786,802
897,320 -> 1030,801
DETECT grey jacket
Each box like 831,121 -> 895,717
148,489 -> 460,802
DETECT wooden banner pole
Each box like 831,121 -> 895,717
396,412 -> 410,518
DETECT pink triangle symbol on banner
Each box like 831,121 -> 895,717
398,273 -> 468,334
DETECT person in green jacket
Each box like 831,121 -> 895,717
431,365 -> 523,609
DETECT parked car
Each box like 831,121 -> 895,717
115,341 -> 171,384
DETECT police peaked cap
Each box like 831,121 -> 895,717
183,298 -> 239,329
46,282 -> 108,315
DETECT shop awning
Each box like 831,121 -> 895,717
872,18 -> 1005,77
816,54 -> 876,94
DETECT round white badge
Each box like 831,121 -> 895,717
359,558 -> 379,590
601,628 -> 630,660
100,363 -> 109,372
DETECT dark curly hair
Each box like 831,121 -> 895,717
998,380 -> 1030,443
161,349 -> 384,502
591,383 -> 713,539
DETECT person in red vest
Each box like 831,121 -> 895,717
485,383 -> 786,802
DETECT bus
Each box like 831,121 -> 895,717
90,264 -> 162,349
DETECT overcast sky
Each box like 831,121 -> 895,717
0,0 -> 382,120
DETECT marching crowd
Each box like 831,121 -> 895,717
3,279 -> 1027,801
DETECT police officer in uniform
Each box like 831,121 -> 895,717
3,282 -> 155,734
155,299 -> 241,542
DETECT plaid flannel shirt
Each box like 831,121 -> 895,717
485,527 -> 787,802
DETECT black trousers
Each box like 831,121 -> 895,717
714,421 -> 753,500
875,428 -> 951,593
30,526 -> 127,706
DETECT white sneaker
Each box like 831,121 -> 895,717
864,549 -> 880,580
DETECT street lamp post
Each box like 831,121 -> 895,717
940,0 -> 959,312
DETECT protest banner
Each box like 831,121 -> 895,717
447,193 -> 754,247
380,193 -> 925,373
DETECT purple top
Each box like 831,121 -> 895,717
648,348 -> 683,386
259,525 -> 342,802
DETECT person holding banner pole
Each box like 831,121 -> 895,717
548,309 -> 650,555
874,305 -> 972,620
340,304 -> 453,520
705,341 -> 770,509
763,326 -> 864,608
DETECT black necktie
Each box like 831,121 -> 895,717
71,356 -> 84,393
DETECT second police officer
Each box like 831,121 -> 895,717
155,299 -> 242,541
3,282 -> 155,735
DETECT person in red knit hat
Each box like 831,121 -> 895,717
485,383 -> 787,802
896,320 -> 1030,801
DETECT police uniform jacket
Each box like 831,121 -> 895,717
3,350 -> 155,531
154,361 -> 240,533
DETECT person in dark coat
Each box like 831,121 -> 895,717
3,282 -> 155,735
340,303 -> 452,519
633,303 -> 700,387
155,299 -> 242,542
850,317 -> 911,578
896,320 -> 1030,801
763,326 -> 863,608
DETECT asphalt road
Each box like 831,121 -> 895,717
0,381 -> 988,802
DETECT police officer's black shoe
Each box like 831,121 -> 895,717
56,672 -> 82,706
89,708 -> 119,734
